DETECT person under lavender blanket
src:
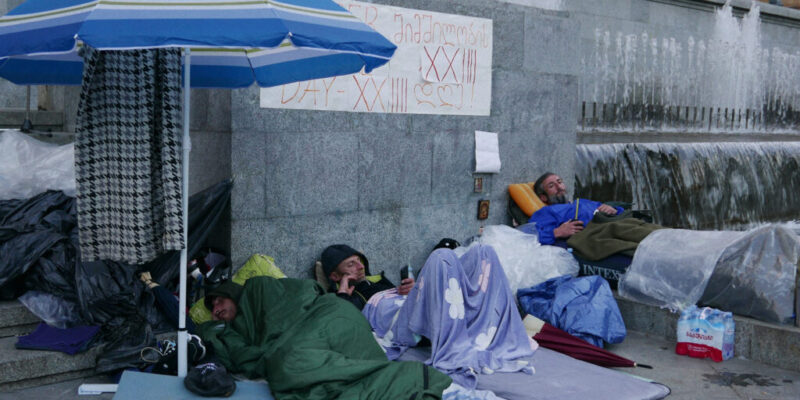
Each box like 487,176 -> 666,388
361,245 -> 537,388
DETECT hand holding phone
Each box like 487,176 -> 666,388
398,265 -> 415,295
400,265 -> 412,281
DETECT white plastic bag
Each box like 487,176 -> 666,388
455,225 -> 579,294
18,291 -> 83,329
0,130 -> 75,200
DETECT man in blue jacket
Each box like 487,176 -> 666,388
529,172 -> 623,244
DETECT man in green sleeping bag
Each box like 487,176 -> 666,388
197,276 -> 452,400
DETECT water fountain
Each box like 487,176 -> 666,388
576,2 -> 800,230
575,141 -> 800,230
580,1 -> 800,133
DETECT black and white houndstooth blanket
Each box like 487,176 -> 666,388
74,47 -> 184,264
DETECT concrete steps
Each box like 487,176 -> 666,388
0,300 -> 180,392
0,335 -> 100,392
0,301 -> 99,392
0,300 -> 39,339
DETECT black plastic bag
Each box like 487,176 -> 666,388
3,180 -> 232,374
143,179 -> 232,284
0,191 -> 76,289
94,315 -> 155,374
76,260 -> 140,325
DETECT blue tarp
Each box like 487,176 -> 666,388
517,275 -> 626,347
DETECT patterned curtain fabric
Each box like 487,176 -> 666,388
74,47 -> 184,264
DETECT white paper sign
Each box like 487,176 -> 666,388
474,130 -> 501,173
259,1 -> 493,116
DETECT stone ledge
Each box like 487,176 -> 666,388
0,301 -> 39,338
0,368 -> 98,392
0,323 -> 39,339
616,295 -> 800,372
0,109 -> 64,130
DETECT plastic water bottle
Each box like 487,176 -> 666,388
721,311 -> 735,360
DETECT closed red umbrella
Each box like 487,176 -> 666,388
524,315 -> 652,369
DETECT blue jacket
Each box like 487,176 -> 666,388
528,199 -> 624,245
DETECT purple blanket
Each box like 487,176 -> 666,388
363,245 -> 536,387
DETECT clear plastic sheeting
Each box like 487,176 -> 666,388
700,225 -> 800,324
0,130 -> 75,200
455,225 -> 579,294
619,225 -> 800,324
18,290 -> 83,329
618,229 -> 735,312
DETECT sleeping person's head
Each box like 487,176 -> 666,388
204,281 -> 243,322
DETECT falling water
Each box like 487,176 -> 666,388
574,142 -> 800,230
581,2 -> 800,132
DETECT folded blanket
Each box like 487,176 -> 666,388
16,322 -> 100,355
568,218 -> 663,260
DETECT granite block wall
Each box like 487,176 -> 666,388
229,0 -> 582,280
0,0 -> 33,109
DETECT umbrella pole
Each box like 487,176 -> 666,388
178,47 -> 192,379
20,86 -> 33,133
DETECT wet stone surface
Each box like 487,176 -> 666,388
702,372 -> 779,387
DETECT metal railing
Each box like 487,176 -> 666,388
578,101 -> 800,132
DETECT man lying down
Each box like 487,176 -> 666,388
197,276 -> 453,399
321,244 -> 537,388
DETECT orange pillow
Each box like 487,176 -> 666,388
508,182 -> 546,217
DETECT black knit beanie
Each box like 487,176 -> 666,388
204,280 -> 243,310
320,244 -> 370,279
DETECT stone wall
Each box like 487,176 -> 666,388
229,0 -> 581,279
0,0 -> 33,109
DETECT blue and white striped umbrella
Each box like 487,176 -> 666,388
0,0 -> 396,380
0,0 -> 396,87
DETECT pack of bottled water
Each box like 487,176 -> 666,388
675,305 -> 735,362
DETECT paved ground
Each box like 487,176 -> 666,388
607,331 -> 800,400
2,329 -> 799,399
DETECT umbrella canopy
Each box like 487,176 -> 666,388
0,0 -> 396,87
523,315 -> 652,369
0,0 -> 396,379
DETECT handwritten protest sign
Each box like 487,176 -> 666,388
259,1 -> 492,115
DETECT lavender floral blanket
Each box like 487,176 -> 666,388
363,245 -> 537,387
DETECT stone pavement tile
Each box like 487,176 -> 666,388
607,330 -> 800,400
706,358 -> 800,400
0,376 -> 116,400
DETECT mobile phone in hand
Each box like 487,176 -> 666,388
400,265 -> 412,281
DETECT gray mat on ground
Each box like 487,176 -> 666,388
113,370 -> 273,400
399,347 -> 670,400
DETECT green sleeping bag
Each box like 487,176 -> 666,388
198,276 -> 451,400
